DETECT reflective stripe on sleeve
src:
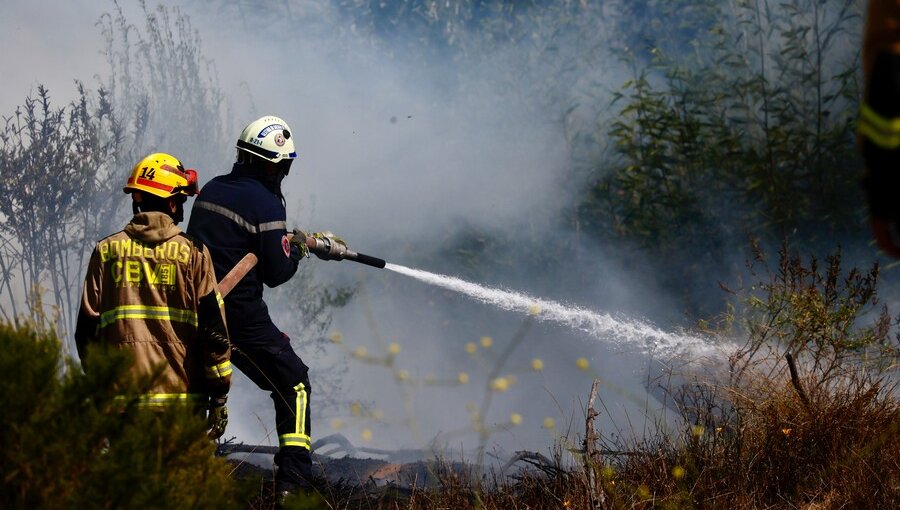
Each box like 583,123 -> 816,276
258,220 -> 287,232
114,393 -> 206,407
194,201 -> 287,234
859,103 -> 900,149
205,360 -> 233,379
99,305 -> 198,328
216,290 -> 225,308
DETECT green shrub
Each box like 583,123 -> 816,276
0,321 -> 243,509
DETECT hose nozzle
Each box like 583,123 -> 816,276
305,233 -> 385,268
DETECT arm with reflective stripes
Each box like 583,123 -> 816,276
74,247 -> 103,364
860,1 -> 900,259
196,245 -> 232,397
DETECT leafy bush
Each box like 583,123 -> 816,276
0,321 -> 244,509
593,245 -> 900,509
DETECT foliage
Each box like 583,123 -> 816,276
0,85 -> 126,339
96,0 -> 232,172
577,0 -> 865,305
602,244 -> 900,509
0,321 -> 245,509
730,240 -> 896,381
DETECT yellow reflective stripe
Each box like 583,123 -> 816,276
276,383 -> 311,449
278,433 -> 311,449
205,360 -> 233,379
215,291 -> 224,308
114,393 -> 206,407
295,382 -> 308,441
99,305 -> 198,329
859,103 -> 900,149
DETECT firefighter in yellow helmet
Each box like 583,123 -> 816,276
74,153 -> 232,438
859,0 -> 900,259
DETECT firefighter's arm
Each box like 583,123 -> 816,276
258,225 -> 300,287
198,285 -> 230,440
860,0 -> 900,258
196,245 -> 232,398
74,248 -> 103,364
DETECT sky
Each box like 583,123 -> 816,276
0,0 -> 757,466
0,3 -> 108,115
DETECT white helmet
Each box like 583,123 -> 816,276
235,115 -> 297,163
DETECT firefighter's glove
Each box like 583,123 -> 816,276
289,229 -> 310,259
310,231 -> 348,261
207,395 -> 228,440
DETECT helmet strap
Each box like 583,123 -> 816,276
235,152 -> 290,199
132,192 -> 186,224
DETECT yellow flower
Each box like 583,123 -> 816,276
692,425 -> 705,437
458,372 -> 470,384
490,377 -> 509,392
601,466 -> 615,478
388,342 -> 401,355
576,357 -> 590,371
531,358 -> 544,371
510,413 -> 522,425
350,402 -> 362,417
396,369 -> 410,381
330,418 -> 344,430
480,336 -> 493,348
329,331 -> 343,343
465,342 -> 477,354
543,417 -> 555,430
637,484 -> 650,498
672,466 -> 685,480
361,429 -> 372,442
528,304 -> 541,315
354,345 -> 368,358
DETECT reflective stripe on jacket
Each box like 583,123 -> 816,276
76,211 -> 232,401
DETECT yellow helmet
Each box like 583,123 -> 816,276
124,153 -> 199,198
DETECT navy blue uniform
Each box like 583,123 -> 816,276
187,164 -> 313,489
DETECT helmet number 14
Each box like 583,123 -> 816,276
139,167 -> 156,180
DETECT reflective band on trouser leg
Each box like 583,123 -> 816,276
205,360 -> 233,379
278,382 -> 310,449
859,103 -> 900,150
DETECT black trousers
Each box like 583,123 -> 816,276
232,333 -> 313,489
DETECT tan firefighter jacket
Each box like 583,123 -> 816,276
75,211 -> 232,407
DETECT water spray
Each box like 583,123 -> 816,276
219,241 -> 718,357
383,264 -> 719,357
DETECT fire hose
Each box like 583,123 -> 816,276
218,234 -> 385,296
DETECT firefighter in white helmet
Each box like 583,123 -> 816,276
187,116 -> 348,494
75,153 -> 232,438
